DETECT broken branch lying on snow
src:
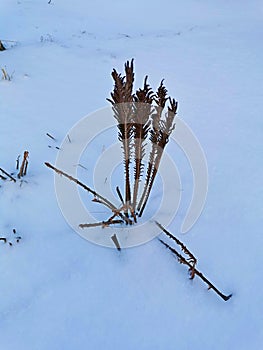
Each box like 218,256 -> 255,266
157,222 -> 232,301
45,162 -> 131,225
111,233 -> 121,251
79,220 -> 123,229
0,167 -> 16,182
156,221 -> 197,269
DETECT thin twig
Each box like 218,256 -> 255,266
45,162 -> 115,208
46,133 -> 56,141
116,186 -> 124,205
156,221 -> 197,267
158,239 -> 232,301
0,168 -> 16,182
79,220 -> 123,228
111,233 -> 121,251
45,162 -> 130,224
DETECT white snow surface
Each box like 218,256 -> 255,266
1,0 -> 263,349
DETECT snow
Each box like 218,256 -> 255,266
1,0 -> 263,349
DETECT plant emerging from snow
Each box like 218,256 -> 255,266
106,59 -> 177,222
46,60 -> 177,226
45,60 -> 232,301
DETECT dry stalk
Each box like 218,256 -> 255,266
108,60 -> 177,219
156,221 -> 197,270
139,98 -> 177,217
111,233 -> 121,251
157,223 -> 232,301
137,80 -> 168,213
107,60 -> 135,218
45,162 -> 130,225
132,76 -> 154,211
79,220 -> 123,229
18,151 -> 29,178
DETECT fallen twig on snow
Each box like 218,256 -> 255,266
157,223 -> 232,301
79,220 -> 123,229
0,167 -> 16,182
111,233 -> 121,251
45,162 -> 131,225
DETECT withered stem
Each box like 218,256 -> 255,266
159,239 -> 232,302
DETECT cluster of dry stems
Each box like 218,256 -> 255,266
107,59 -> 177,222
45,60 -> 232,301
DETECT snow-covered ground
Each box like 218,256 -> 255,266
1,0 -> 263,349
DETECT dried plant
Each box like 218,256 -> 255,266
18,151 -> 29,178
138,97 -> 177,217
45,61 -> 232,301
132,76 -> 154,212
156,222 -> 232,301
111,234 -> 121,251
46,60 -> 177,225
107,59 -> 177,220
45,162 -> 132,225
137,80 -> 168,213
107,60 -> 135,219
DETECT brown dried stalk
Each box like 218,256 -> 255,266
79,220 -> 123,229
111,233 -> 121,251
45,162 -> 115,210
156,221 -> 197,270
157,223 -> 232,301
107,60 -> 135,217
137,80 -> 168,213
139,98 -> 177,217
18,151 -> 29,178
132,76 -> 154,211
45,162 -> 130,225
116,186 -> 124,206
